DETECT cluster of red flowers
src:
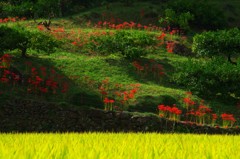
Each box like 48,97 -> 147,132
26,62 -> 69,96
98,77 -> 140,111
166,41 -> 174,53
0,17 -> 26,23
221,113 -> 236,122
221,113 -> 236,128
91,20 -> 162,32
158,104 -> 182,121
186,103 -> 214,125
183,92 -> 195,111
157,92 -> 238,128
0,54 -> 19,85
103,97 -> 115,111
132,59 -> 165,82
0,69 -> 20,84
0,54 -> 11,69
156,31 -> 179,53
0,54 -> 69,98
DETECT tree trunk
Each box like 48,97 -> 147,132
228,54 -> 237,65
21,48 -> 27,58
58,0 -> 62,17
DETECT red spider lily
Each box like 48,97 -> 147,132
1,77 -> 9,83
40,66 -> 47,77
39,87 -> 48,93
46,79 -> 52,87
157,32 -> 166,40
198,105 -> 212,113
128,92 -> 134,99
211,113 -> 218,126
221,113 -> 236,128
221,113 -> 236,121
37,25 -> 44,31
12,73 -> 20,82
50,81 -> 58,89
123,92 -> 128,101
0,54 -> 12,68
114,91 -> 122,97
158,104 -> 182,121
137,23 -> 142,29
72,41 -> 77,45
100,91 -> 108,96
103,98 -> 110,104
212,114 -> 218,120
166,41 -> 174,53
3,70 -> 11,75
51,68 -> 56,74
109,99 -> 115,104
158,104 -> 166,111
103,98 -> 114,111
183,97 -> 195,110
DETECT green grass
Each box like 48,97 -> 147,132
0,133 -> 239,159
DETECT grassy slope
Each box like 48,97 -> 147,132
1,1 -> 240,124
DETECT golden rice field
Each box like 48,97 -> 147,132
0,133 -> 239,159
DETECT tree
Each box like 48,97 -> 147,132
192,28 -> 240,64
0,25 -> 59,57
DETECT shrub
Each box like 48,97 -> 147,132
0,25 -> 60,57
171,58 -> 240,100
159,9 -> 194,31
192,28 -> 240,64
30,31 -> 60,55
88,30 -> 158,59
0,25 -> 29,57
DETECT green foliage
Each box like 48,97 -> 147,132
166,0 -> 227,30
30,31 -> 60,54
0,25 -> 29,56
88,30 -> 157,59
159,9 -> 194,31
171,58 -> 240,100
0,1 -> 34,18
0,25 -> 59,57
192,28 -> 240,59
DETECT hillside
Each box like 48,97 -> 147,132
0,1 -> 240,131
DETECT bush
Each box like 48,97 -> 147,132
0,25 -> 29,57
0,25 -> 60,57
30,31 -> 60,54
171,58 -> 240,100
159,9 -> 194,31
192,28 -> 240,64
88,30 -> 158,59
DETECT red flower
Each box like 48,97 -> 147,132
158,104 -> 166,111
103,98 -> 109,104
37,25 -> 44,31
39,87 -> 48,93
221,113 -> 236,121
109,99 -> 115,103
72,41 -> 77,45
212,114 -> 218,120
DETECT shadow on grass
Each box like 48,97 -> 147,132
0,54 -> 104,109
